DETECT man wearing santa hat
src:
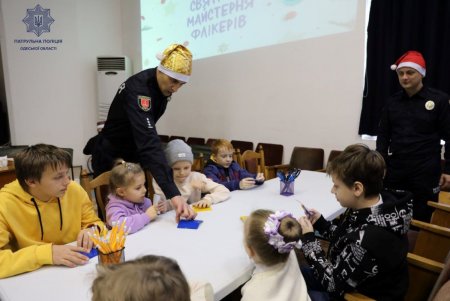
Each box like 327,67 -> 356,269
376,50 -> 450,222
91,44 -> 196,223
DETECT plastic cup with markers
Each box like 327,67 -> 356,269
277,169 -> 301,196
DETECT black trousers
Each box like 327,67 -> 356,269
384,155 -> 441,222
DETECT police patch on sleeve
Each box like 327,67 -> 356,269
138,95 -> 151,111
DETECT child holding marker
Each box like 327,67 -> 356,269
241,209 -> 311,301
203,139 -> 264,191
298,144 -> 412,300
105,160 -> 159,234
153,139 -> 230,211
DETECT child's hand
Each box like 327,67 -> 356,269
157,200 -> 169,214
255,173 -> 265,183
192,199 -> 211,208
298,216 -> 314,234
146,205 -> 158,220
307,208 -> 321,224
239,178 -> 256,190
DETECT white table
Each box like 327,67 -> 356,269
0,170 -> 343,301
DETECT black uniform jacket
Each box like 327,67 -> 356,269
94,68 -> 179,199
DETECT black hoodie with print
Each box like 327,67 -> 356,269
301,189 -> 413,300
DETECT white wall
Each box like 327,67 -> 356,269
0,0 -> 374,169
0,0 -> 129,167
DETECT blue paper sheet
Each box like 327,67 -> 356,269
177,219 -> 203,229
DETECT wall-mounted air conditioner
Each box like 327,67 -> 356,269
96,56 -> 132,122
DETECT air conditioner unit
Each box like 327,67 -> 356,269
96,56 -> 132,121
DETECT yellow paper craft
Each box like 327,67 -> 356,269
193,206 -> 212,213
240,216 -> 248,222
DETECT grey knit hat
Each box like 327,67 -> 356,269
164,139 -> 193,166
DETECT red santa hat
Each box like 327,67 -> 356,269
390,51 -> 426,77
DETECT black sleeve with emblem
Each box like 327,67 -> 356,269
121,73 -> 180,199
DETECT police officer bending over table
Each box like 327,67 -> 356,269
377,50 -> 450,222
91,44 -> 196,222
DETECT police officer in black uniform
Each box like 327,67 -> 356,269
91,44 -> 196,222
377,50 -> 450,222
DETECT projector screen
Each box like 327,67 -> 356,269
140,0 -> 359,69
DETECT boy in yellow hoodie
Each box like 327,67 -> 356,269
0,144 -> 105,278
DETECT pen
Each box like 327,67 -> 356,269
296,199 -> 312,217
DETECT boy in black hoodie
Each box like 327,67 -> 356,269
299,144 -> 412,301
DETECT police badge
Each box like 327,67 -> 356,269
138,96 -> 151,111
425,100 -> 435,111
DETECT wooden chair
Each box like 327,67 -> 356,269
206,138 -> 218,147
80,169 -> 111,222
169,135 -> 185,142
191,153 -> 205,172
327,149 -> 343,166
158,134 -> 169,143
241,145 -> 266,178
191,144 -> 211,172
230,140 -> 253,153
186,137 -> 205,146
428,251 -> 450,301
344,253 -> 445,301
428,201 -> 450,228
61,147 -> 75,180
266,146 -> 324,179
439,191 -> 450,205
256,142 -> 283,166
318,149 -> 342,172
411,219 -> 450,263
145,170 -> 155,200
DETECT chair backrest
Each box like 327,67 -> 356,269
256,142 -> 283,166
428,201 -> 450,228
439,191 -> 450,205
289,146 -> 324,171
234,148 -> 243,167
206,138 -> 218,147
145,170 -> 155,200
158,135 -> 170,143
241,145 -> 266,177
61,147 -> 74,180
428,251 -> 450,301
327,150 -> 343,166
405,253 -> 445,301
230,140 -> 254,153
191,144 -> 211,172
186,137 -> 205,146
411,219 -> 450,263
169,135 -> 186,142
80,169 -> 111,222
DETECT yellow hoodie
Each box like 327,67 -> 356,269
0,180 -> 104,278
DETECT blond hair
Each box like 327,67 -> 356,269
245,209 -> 302,266
92,255 -> 190,301
109,159 -> 144,193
